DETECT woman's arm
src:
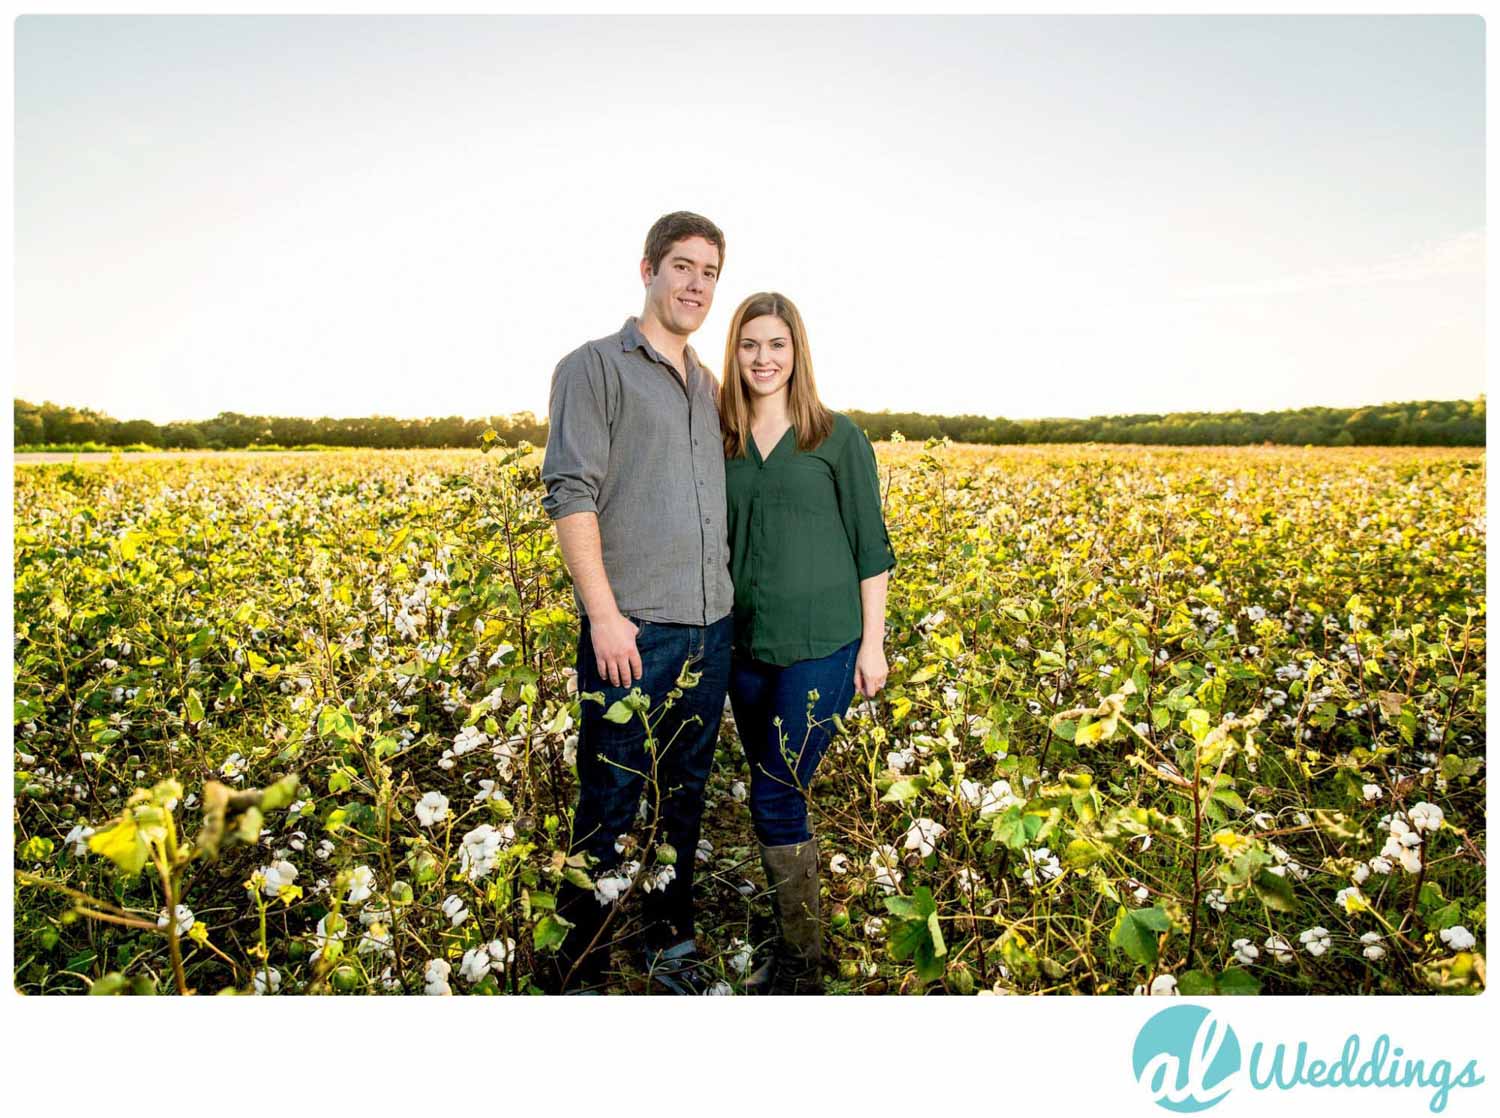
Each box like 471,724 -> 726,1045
854,570 -> 890,698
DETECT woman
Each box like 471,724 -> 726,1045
719,292 -> 896,994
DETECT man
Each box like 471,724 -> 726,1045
540,212 -> 733,993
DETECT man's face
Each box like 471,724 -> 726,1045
641,235 -> 720,337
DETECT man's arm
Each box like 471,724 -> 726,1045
540,348 -> 642,688
554,511 -> 641,688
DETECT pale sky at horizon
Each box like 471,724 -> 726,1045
14,15 -> 1486,424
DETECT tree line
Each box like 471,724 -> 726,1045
14,396 -> 1485,450
13,403 -> 548,451
844,398 -> 1485,447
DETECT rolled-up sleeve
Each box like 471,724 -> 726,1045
834,424 -> 897,579
541,348 -> 611,521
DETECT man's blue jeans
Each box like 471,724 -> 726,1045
571,613 -> 732,948
728,638 -> 860,847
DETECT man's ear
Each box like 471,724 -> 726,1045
639,257 -> 654,287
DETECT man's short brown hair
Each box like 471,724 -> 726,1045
643,212 -> 725,276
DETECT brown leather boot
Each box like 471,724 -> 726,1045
745,837 -> 824,995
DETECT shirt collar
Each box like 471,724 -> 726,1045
620,316 -> 704,378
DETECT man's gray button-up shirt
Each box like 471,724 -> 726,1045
541,317 -> 734,626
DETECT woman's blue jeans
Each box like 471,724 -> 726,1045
728,638 -> 860,847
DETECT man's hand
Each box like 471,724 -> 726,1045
591,612 -> 642,688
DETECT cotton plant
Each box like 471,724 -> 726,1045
441,894 -> 470,927
423,958 -> 453,996
459,823 -> 513,881
869,845 -> 903,894
1379,816 -> 1424,875
725,938 -> 753,977
958,778 -> 1022,817
1020,847 -> 1061,888
641,864 -> 676,894
156,904 -> 196,936
1440,925 -> 1476,952
1263,934 -> 1294,964
251,966 -> 281,995
1335,885 -> 1369,914
902,817 -> 945,858
593,861 -> 641,905
439,725 -> 489,771
954,866 -> 983,899
64,824 -> 94,857
356,922 -> 394,959
1298,926 -> 1331,957
1134,974 -> 1179,996
345,864 -> 376,904
258,860 -> 298,899
414,791 -> 450,827
459,938 -> 516,984
308,913 -> 347,964
1409,802 -> 1444,833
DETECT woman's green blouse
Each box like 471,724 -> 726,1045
725,412 -> 896,667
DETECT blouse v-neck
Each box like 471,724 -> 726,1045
749,424 -> 794,466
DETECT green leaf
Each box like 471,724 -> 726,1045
888,917 -> 930,961
258,774 -> 300,812
1178,969 -> 1217,995
318,708 -> 357,741
14,697 -> 41,723
18,836 -> 55,861
926,911 -> 947,958
1183,708 -> 1212,743
185,689 -> 205,724
1426,901 -> 1463,932
1074,715 -> 1118,745
602,701 -> 633,724
89,973 -> 128,996
186,626 -> 215,659
1251,867 -> 1298,913
533,913 -> 574,953
88,818 -> 149,875
990,805 -> 1034,850
907,664 -> 938,685
883,895 -> 918,920
1063,837 -> 1106,867
880,778 -> 921,803
1215,968 -> 1261,996
1110,905 -> 1170,968
235,806 -> 264,844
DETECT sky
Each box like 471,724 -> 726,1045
13,14 -> 1486,424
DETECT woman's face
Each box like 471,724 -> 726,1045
736,314 -> 794,403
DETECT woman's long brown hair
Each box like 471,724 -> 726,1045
719,291 -> 834,458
